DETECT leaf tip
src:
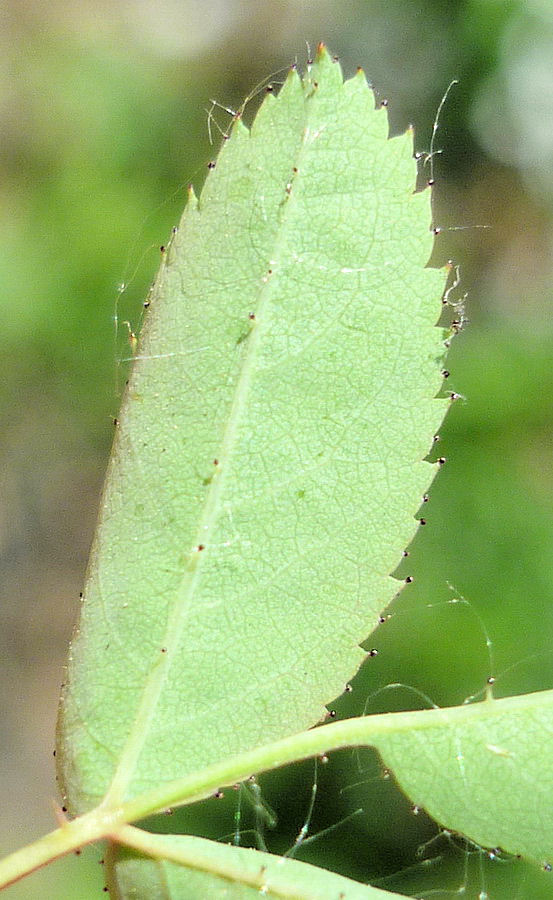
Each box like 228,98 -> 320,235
315,41 -> 327,59
309,42 -> 344,89
313,41 -> 342,70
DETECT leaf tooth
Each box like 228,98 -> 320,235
185,184 -> 198,210
348,65 -> 371,94
250,66 -> 302,138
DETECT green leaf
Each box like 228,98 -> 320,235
112,831 -> 404,899
57,44 -> 447,819
367,688 -> 553,870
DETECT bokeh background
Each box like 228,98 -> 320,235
2,0 -> 553,896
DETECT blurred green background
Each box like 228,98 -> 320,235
2,0 -> 553,897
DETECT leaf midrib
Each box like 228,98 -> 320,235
102,82 -> 321,806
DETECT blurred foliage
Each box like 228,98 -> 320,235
2,0 -> 553,897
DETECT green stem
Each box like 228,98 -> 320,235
119,696 -> 491,822
0,692 -> 530,892
0,807 -> 117,890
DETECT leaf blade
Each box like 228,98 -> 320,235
112,831 -> 405,900
57,47 -> 447,814
368,688 -> 553,868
